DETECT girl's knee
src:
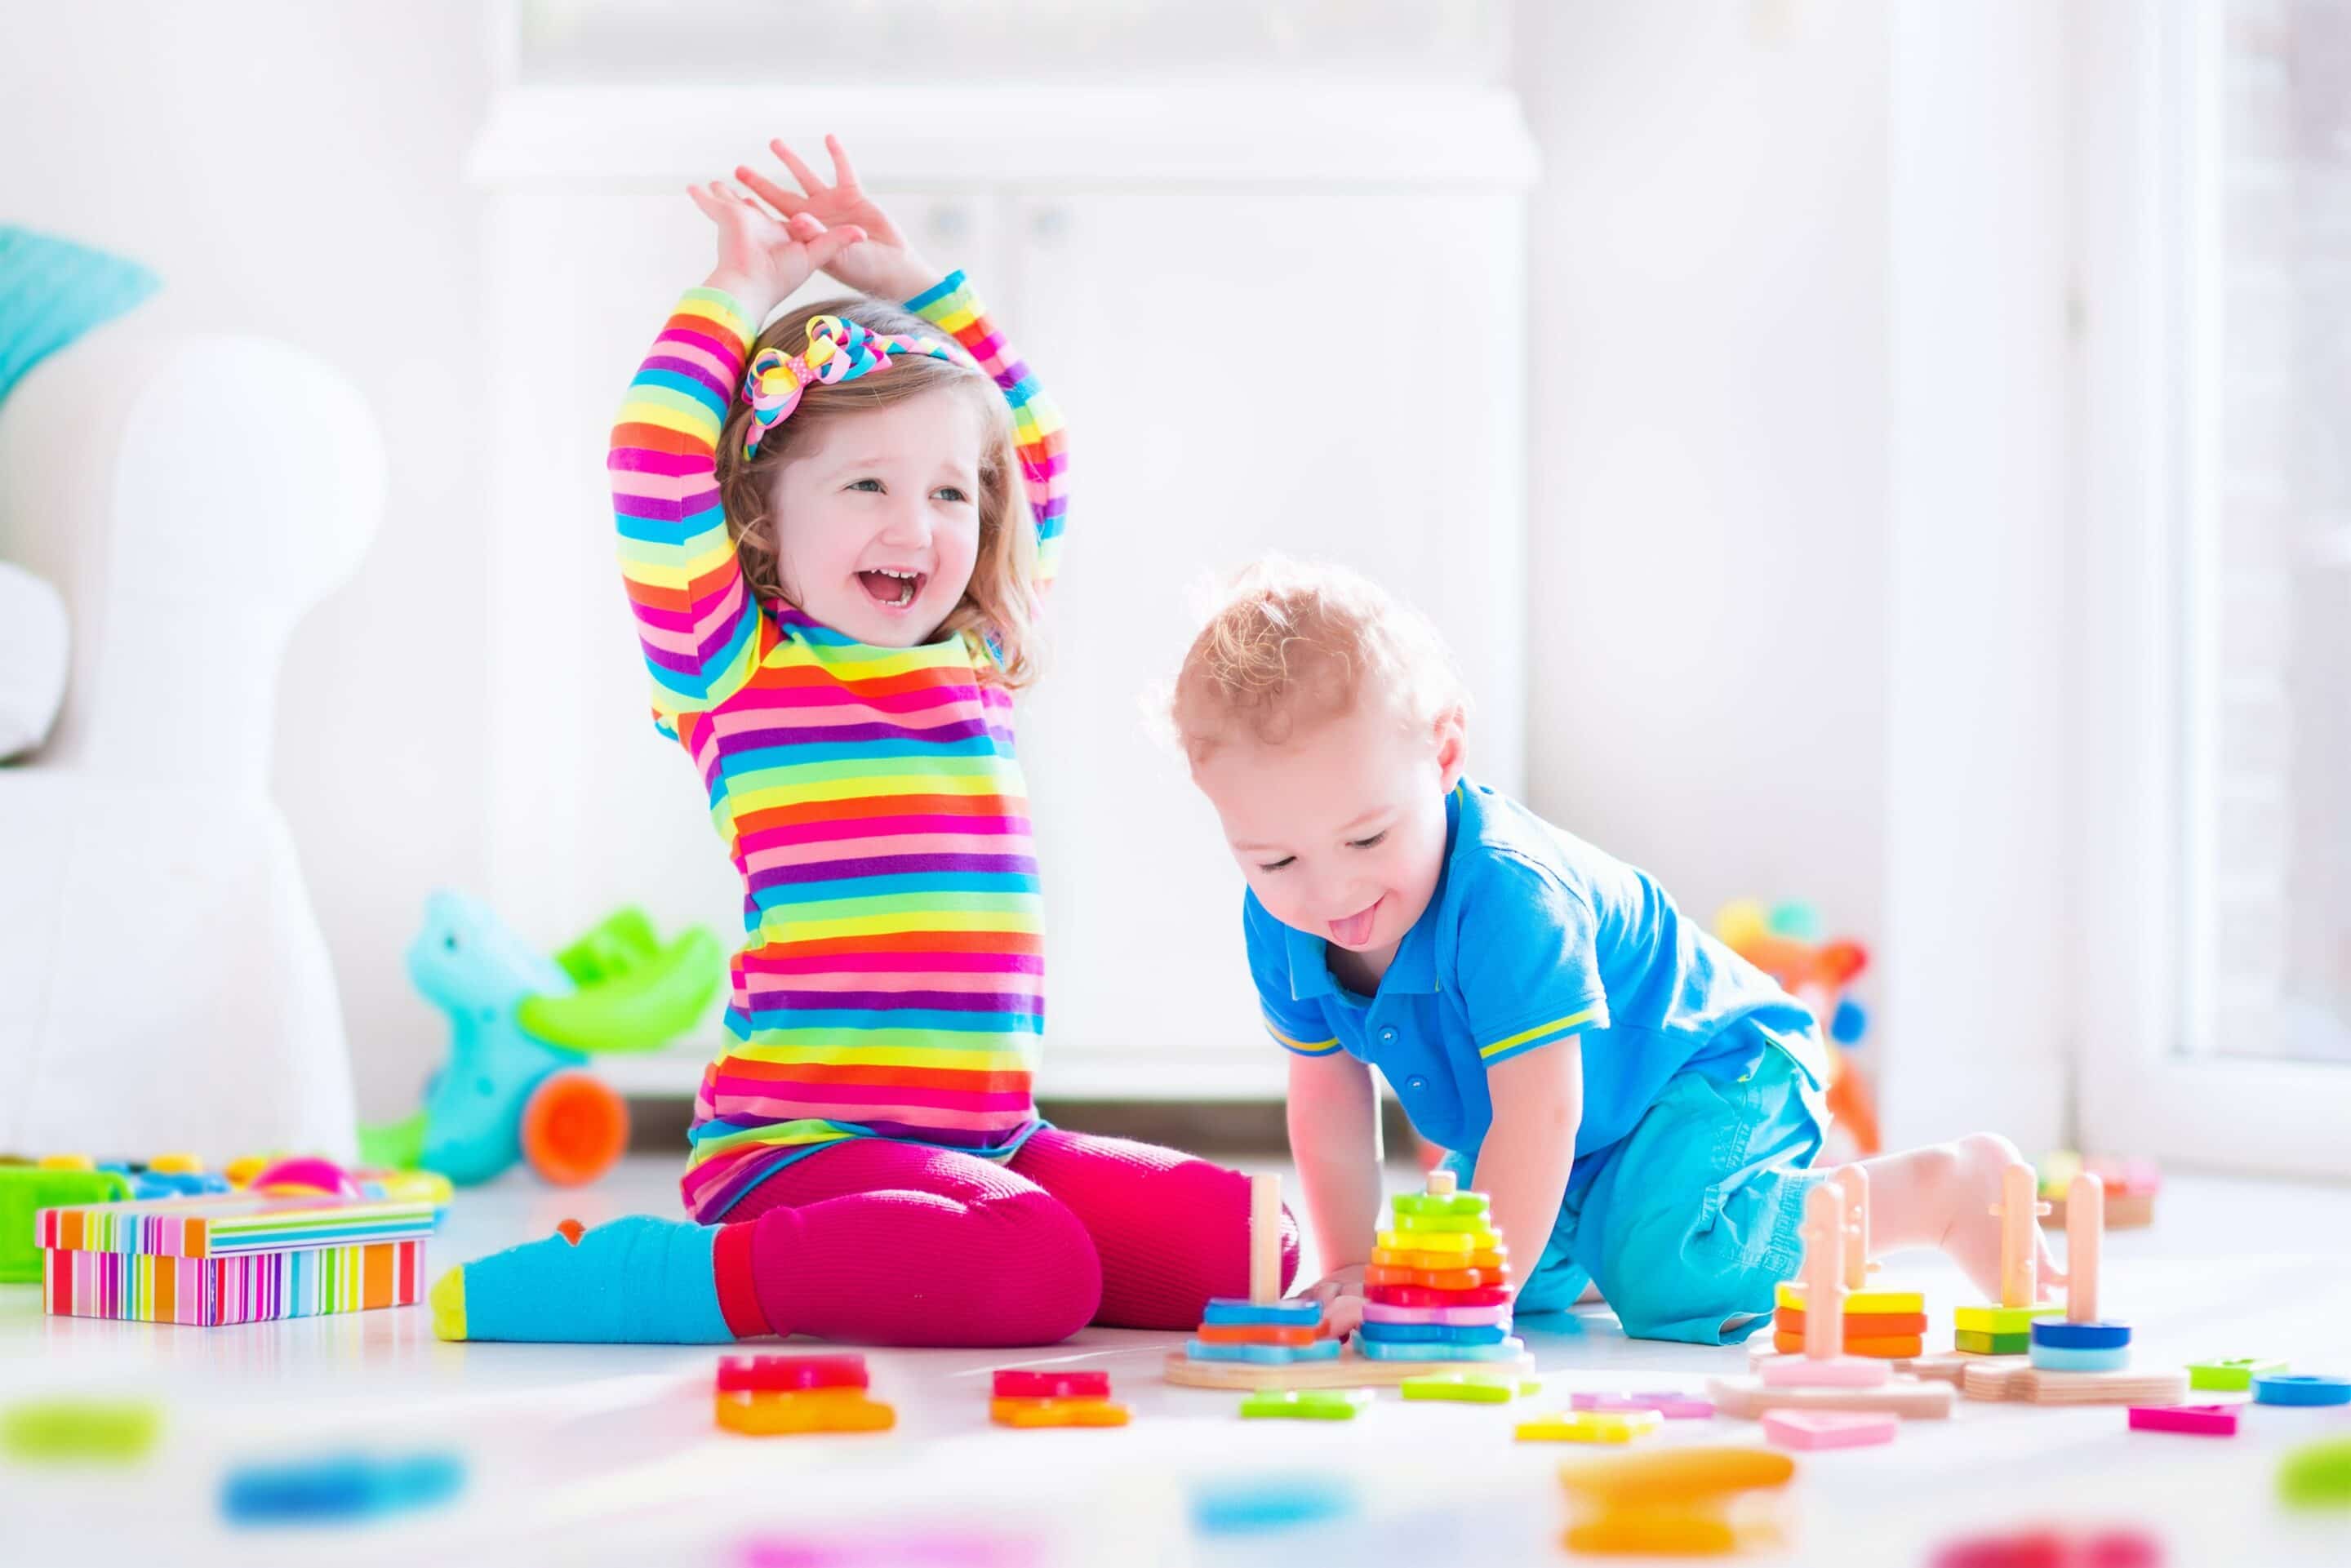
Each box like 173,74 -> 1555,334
969,1188 -> 1102,1344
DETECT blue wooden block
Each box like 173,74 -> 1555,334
1185,1337 -> 1343,1366
1200,1298 -> 1322,1328
1353,1335 -> 1526,1363
2028,1341 -> 2131,1374
1357,1321 -> 1507,1347
222,1451 -> 464,1525
2253,1374 -> 2351,1407
2030,1319 -> 2132,1351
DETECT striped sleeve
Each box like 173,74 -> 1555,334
905,271 -> 1069,596
611,287 -> 764,731
1457,856 -> 1610,1069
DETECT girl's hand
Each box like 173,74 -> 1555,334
734,135 -> 941,304
686,180 -> 865,320
1300,1263 -> 1369,1339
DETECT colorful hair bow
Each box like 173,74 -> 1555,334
740,316 -> 965,459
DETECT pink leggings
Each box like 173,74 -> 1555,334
708,1129 -> 1300,1348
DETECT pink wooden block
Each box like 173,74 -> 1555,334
1761,1354 -> 1891,1388
1764,1410 -> 1898,1450
2128,1403 -> 2238,1436
1360,1301 -> 1513,1328
1571,1391 -> 1717,1419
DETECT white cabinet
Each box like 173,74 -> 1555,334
469,87 -> 1535,1097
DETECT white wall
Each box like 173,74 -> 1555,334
1514,3 -> 1891,994
1517,0 -> 2073,1153
0,2 -> 493,1121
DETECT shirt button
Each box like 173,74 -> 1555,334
1380,1028 -> 1398,1045
1407,1075 -> 1427,1090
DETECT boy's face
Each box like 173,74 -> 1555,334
1192,698 -> 1467,984
769,388 -> 984,646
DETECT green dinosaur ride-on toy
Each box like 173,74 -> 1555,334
360,892 -> 721,1187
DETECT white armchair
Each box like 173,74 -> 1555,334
0,307 -> 382,1162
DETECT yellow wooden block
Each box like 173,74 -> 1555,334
1953,1304 -> 2063,1335
715,1388 -> 896,1436
1517,1410 -> 1663,1444
1375,1228 -> 1496,1255
989,1397 -> 1131,1428
147,1153 -> 204,1175
1775,1281 -> 1925,1314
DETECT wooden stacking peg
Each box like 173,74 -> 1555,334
2065,1172 -> 2103,1325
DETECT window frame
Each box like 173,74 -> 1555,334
2073,0 -> 2351,1177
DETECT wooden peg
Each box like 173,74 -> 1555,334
1798,1183 -> 1847,1361
1987,1159 -> 2051,1309
1426,1169 -> 1458,1197
1834,1166 -> 1871,1290
1249,1172 -> 1282,1304
2064,1171 -> 2104,1324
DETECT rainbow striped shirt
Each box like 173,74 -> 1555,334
610,273 -> 1069,1220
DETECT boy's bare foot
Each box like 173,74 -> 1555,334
1935,1132 -> 2068,1304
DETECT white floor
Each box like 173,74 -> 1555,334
3,1158 -> 2349,1566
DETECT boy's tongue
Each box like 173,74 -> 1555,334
1329,900 -> 1380,947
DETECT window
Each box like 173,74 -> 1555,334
2076,0 -> 2351,1175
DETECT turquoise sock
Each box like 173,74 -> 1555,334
435,1215 -> 733,1344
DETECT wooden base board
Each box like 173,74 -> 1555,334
1901,1351 -> 2018,1385
1707,1374 -> 1954,1419
1747,1343 -> 1940,1376
1959,1361 -> 2189,1406
1163,1348 -> 1536,1391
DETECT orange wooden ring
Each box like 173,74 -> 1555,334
1773,1308 -> 1928,1338
1193,1323 -> 1318,1347
1365,1264 -> 1491,1290
1771,1330 -> 1924,1359
520,1069 -> 629,1187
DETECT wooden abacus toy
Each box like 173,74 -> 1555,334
1707,1182 -> 1953,1419
1751,1167 -> 1931,1369
1960,1170 -> 2188,1406
1164,1170 -> 1535,1391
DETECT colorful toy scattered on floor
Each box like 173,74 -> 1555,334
2041,1148 -> 2160,1229
1710,1175 -> 1953,1419
1402,1372 -> 1543,1405
990,1367 -> 1129,1428
1356,1170 -> 1526,1366
1164,1170 -> 1536,1390
1556,1447 -> 1796,1557
1958,1167 -> 2185,1406
1242,1388 -> 1373,1420
1714,898 -> 1878,1157
358,893 -> 722,1188
714,1353 -> 895,1435
221,1450 -> 464,1526
1770,1166 -> 1928,1360
1927,1524 -> 2164,1567
34,1184 -> 433,1326
2,1398 -> 162,1464
2279,1434 -> 2351,1511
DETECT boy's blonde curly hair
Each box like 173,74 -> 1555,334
713,295 -> 1041,687
1168,557 -> 1467,762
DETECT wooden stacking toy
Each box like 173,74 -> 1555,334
1556,1447 -> 1797,1557
1164,1171 -> 1536,1390
989,1367 -> 1129,1428
1961,1171 -> 2186,1406
1764,1167 -> 1930,1360
1708,1183 -> 1952,1419
713,1353 -> 895,1435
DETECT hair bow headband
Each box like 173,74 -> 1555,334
740,315 -> 965,459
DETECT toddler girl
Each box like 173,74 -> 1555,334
1170,558 -> 2060,1344
433,138 -> 1294,1347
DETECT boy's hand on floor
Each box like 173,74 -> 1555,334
1301,1264 -> 1368,1338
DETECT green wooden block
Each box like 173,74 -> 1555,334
2190,1357 -> 2287,1393
1953,1304 -> 2063,1335
2,1399 -> 162,1463
1400,1374 -> 1522,1404
1955,1330 -> 2031,1356
2278,1436 -> 2351,1510
0,1167 -> 131,1284
1390,1190 -> 1490,1219
1240,1388 -> 1371,1421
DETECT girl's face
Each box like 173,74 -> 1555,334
1191,698 -> 1468,989
769,388 -> 984,646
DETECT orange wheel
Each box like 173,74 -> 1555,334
519,1070 -> 629,1187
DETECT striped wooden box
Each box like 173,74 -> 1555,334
36,1192 -> 435,1258
42,1237 -> 426,1326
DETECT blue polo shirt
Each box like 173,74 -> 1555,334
1246,780 -> 1824,1162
